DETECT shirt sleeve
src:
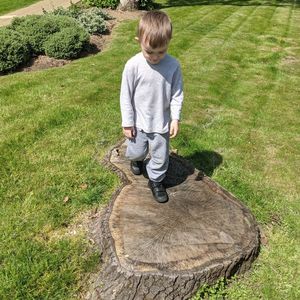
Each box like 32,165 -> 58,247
170,64 -> 184,121
120,62 -> 135,127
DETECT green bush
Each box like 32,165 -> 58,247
43,5 -> 82,19
87,7 -> 114,20
55,15 -> 84,31
44,27 -> 89,59
45,7 -> 110,34
8,15 -> 59,54
77,9 -> 107,34
82,0 -> 120,9
138,0 -> 155,10
82,0 -> 155,10
45,5 -> 112,20
0,28 -> 30,73
8,15 -> 83,54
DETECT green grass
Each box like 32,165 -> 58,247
1,0 -> 299,298
0,0 -> 41,15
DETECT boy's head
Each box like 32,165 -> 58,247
137,11 -> 172,65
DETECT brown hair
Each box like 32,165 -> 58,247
137,11 -> 172,48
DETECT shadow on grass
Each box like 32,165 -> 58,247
186,150 -> 223,177
161,0 -> 299,8
161,150 -> 222,188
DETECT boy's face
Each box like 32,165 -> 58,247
140,41 -> 168,65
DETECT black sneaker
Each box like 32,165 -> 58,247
148,180 -> 169,203
130,161 -> 143,175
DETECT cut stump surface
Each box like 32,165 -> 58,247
90,142 -> 260,300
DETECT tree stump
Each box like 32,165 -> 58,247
89,141 -> 260,300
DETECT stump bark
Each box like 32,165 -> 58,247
89,142 -> 260,300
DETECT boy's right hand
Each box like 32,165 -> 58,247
123,126 -> 136,139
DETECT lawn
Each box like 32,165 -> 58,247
0,0 -> 299,299
0,0 -> 41,15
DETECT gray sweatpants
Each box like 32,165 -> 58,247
126,129 -> 169,183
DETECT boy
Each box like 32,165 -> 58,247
120,11 -> 184,203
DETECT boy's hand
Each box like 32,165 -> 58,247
170,120 -> 179,138
123,126 -> 136,139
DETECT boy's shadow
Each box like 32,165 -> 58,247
185,150 -> 223,177
143,150 -> 223,188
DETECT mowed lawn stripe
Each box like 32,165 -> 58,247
199,5 -> 259,40
232,3 -> 299,205
170,4 -> 295,221
165,5 -> 221,56
180,4 -> 278,104
289,2 -> 300,40
266,5 -> 294,37
166,4 -> 216,24
224,13 -> 300,291
236,4 -> 277,34
175,5 -> 259,111
178,5 -> 277,66
177,5 -> 259,67
258,2 -> 300,198
170,5 -> 238,57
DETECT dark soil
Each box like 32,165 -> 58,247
20,34 -> 107,72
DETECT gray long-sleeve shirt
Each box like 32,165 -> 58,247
120,52 -> 184,134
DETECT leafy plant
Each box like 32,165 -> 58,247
82,0 -> 120,9
191,279 -> 228,300
77,9 -> 107,34
44,26 -> 89,59
138,0 -> 155,10
0,28 -> 30,72
44,6 -> 111,34
8,15 -> 81,54
88,7 -> 114,20
43,5 -> 82,19
8,15 -> 58,54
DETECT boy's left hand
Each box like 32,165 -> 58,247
170,119 -> 179,138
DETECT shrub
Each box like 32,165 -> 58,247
0,28 -> 30,73
45,5 -> 112,20
44,6 -> 110,34
82,0 -> 120,9
8,15 -> 83,54
44,27 -> 89,59
43,5 -> 82,19
8,15 -> 59,54
55,15 -> 83,31
77,9 -> 107,34
88,7 -> 114,20
138,0 -> 155,10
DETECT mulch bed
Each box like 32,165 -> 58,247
19,34 -> 108,72
8,9 -> 142,75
